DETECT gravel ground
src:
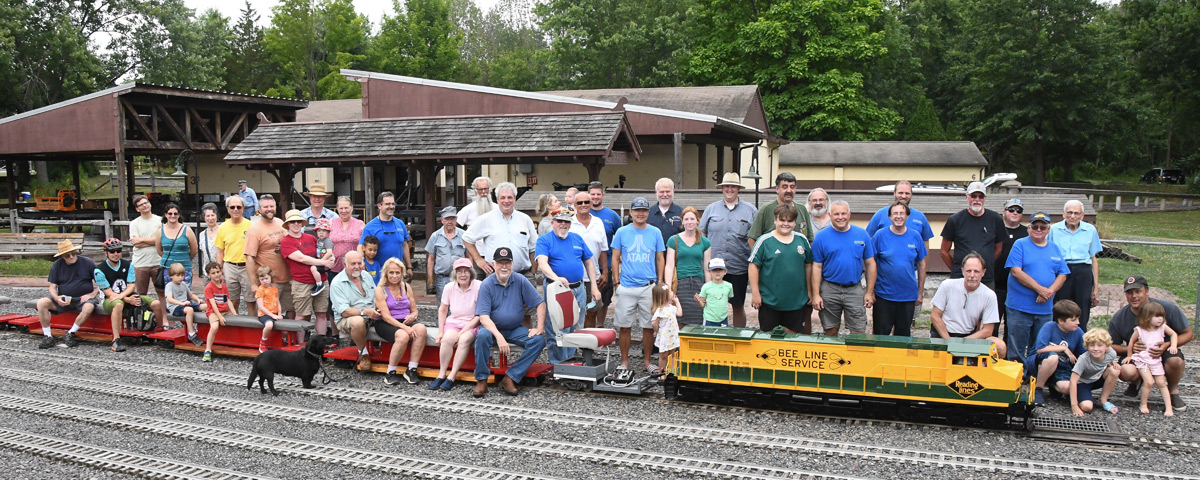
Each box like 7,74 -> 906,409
1,285 -> 1198,479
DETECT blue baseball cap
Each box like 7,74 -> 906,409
630,197 -> 650,210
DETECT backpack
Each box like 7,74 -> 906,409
123,303 -> 157,331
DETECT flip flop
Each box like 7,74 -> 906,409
1102,402 -> 1119,414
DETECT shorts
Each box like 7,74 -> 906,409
170,301 -> 201,317
374,320 -> 425,343
600,280 -> 614,307
818,280 -> 867,333
703,318 -> 729,327
442,320 -> 478,337
101,295 -> 156,313
134,266 -> 163,296
1026,351 -> 1074,383
258,314 -> 275,326
335,314 -> 362,333
1075,381 -> 1096,404
223,263 -> 256,306
725,272 -> 749,307
45,295 -> 101,313
274,282 -> 294,315
758,304 -> 810,332
613,284 -> 653,329
289,280 -> 330,317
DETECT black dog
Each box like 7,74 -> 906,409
247,335 -> 337,395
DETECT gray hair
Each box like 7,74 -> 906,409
1063,199 -> 1084,212
201,202 -> 220,219
830,199 -> 850,211
495,182 -> 517,198
473,176 -> 493,190
225,195 -> 243,207
655,177 -> 674,190
775,172 -> 797,187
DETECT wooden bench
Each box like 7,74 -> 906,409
0,232 -> 85,259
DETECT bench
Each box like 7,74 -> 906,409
0,233 -> 85,259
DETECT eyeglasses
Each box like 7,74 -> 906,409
1006,207 -> 1023,213
553,219 -> 572,224
166,212 -> 179,216
1030,224 -> 1049,231
969,193 -> 986,199
228,206 -> 243,210
105,249 -> 122,254
575,201 -> 591,206
62,252 -> 78,258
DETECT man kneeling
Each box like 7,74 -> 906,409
473,247 -> 546,397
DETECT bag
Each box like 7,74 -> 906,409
155,224 -> 185,290
123,303 -> 157,331
668,236 -> 680,293
152,266 -> 166,289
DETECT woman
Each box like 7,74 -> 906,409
749,203 -> 814,334
196,203 -> 222,279
280,209 -> 334,333
156,203 -> 198,286
535,193 -> 561,236
374,258 -> 428,386
429,258 -> 481,391
329,196 -> 365,273
871,201 -> 928,336
664,206 -> 711,326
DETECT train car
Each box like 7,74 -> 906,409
664,325 -> 1036,429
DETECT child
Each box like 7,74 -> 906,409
695,258 -> 733,327
255,265 -> 282,353
165,262 -> 207,347
1027,300 -> 1085,406
362,235 -> 381,284
1068,328 -> 1121,416
1123,301 -> 1179,416
310,218 -> 335,296
202,262 -> 232,362
650,283 -> 683,374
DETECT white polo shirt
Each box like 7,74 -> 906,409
463,208 -> 537,272
931,278 -> 999,335
570,214 -> 609,281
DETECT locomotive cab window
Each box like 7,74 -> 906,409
952,356 -> 978,366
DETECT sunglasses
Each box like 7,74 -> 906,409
166,212 -> 179,216
1006,207 -> 1023,213
575,201 -> 591,205
228,205 -> 243,210
105,249 -> 122,254
1030,224 -> 1049,231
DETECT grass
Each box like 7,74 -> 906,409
1096,210 -> 1200,304
0,258 -> 52,277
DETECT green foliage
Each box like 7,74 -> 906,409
264,0 -> 368,100
450,0 -> 550,89
0,258 -> 53,277
225,1 -> 274,95
133,1 -> 231,90
903,96 -> 948,141
372,0 -> 463,80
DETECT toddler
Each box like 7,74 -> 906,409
650,283 -> 683,374
165,262 -> 206,347
255,266 -> 282,353
310,218 -> 335,295
201,262 -> 232,362
1123,302 -> 1179,416
695,258 -> 732,327
362,235 -> 381,284
1068,328 -> 1121,416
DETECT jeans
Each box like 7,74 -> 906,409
434,274 -> 452,299
1006,307 -> 1051,361
473,325 -> 547,382
543,280 -> 586,364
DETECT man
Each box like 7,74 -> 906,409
588,181 -> 622,328
570,191 -> 609,329
1108,275 -> 1191,412
536,209 -> 601,364
930,253 -> 1007,357
237,179 -> 258,219
330,251 -> 382,371
473,247 -> 547,397
424,206 -> 466,297
611,197 -> 665,371
457,176 -> 494,229
300,183 -> 337,231
995,198 -> 1028,335
464,182 -> 537,280
699,173 -> 757,327
940,181 -> 1005,289
360,191 -> 413,279
749,172 -> 814,245
94,238 -> 160,352
128,194 -> 166,323
647,177 -> 682,243
245,194 -> 293,318
807,188 -> 831,232
1004,212 -> 1070,361
35,239 -> 99,349
213,195 -> 254,314
1049,199 -> 1102,330
865,180 -> 934,248
811,200 -> 876,335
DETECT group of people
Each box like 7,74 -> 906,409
33,174 -> 1191,411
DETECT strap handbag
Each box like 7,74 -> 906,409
668,236 -> 680,293
156,225 -> 188,288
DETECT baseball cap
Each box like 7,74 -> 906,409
631,197 -> 651,210
552,209 -> 574,222
966,182 -> 986,195
708,258 -> 726,270
238,179 -> 247,185
493,247 -> 514,262
1123,275 -> 1148,292
1029,212 -> 1051,224
439,206 -> 458,219
453,257 -> 473,271
1003,198 -> 1023,209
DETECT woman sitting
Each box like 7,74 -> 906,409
429,258 -> 482,391
373,258 -> 428,386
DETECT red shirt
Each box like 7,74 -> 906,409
204,280 -> 233,313
280,233 -> 323,285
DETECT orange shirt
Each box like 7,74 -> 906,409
255,284 -> 280,315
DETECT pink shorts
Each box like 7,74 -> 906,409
442,320 -> 478,337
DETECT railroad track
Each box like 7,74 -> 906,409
0,427 -> 270,479
1,350 -> 1191,480
0,392 -> 554,480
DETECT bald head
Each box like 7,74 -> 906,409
344,250 -> 364,274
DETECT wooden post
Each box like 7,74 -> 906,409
363,166 -> 375,220
1134,196 -> 1140,207
673,133 -> 684,188
1161,197 -> 1167,211
103,210 -> 113,240
1097,195 -> 1104,211
5,159 -> 16,227
1115,195 -> 1122,212
421,164 -> 437,241
697,143 -> 707,189
71,159 -> 81,201
117,152 -> 130,222
716,147 -> 725,179
584,162 -> 602,182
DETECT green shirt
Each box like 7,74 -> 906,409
699,280 -> 734,323
749,233 -> 812,311
748,199 -> 814,243
667,234 -> 711,279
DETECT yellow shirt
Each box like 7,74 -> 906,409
213,219 -> 251,263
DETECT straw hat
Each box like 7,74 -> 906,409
717,172 -> 743,187
53,239 -> 81,258
284,209 -> 305,223
305,183 -> 334,197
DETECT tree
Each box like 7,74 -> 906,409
226,1 -> 274,94
132,1 -> 231,90
264,0 -> 368,100
903,96 -> 948,141
372,0 -> 463,81
448,0 -> 549,88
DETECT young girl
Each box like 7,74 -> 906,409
1123,302 -> 1179,416
255,266 -> 282,353
650,282 -> 683,374
374,258 -> 428,386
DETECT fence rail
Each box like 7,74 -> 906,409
1102,238 -> 1200,326
1019,185 -> 1199,212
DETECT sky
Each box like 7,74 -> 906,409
183,0 -> 501,28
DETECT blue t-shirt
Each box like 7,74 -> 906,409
812,226 -> 876,285
1031,319 -> 1085,369
591,207 -> 622,267
475,272 -> 543,330
535,231 -> 592,284
611,223 -> 665,287
1004,238 -> 1071,315
362,257 -> 381,285
865,206 -> 935,242
360,217 -> 411,265
872,227 -> 928,302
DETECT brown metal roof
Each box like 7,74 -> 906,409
779,141 -> 988,167
224,111 -> 641,166
542,85 -> 767,133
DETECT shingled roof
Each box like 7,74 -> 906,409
224,111 -> 639,165
542,86 -> 761,125
779,141 -> 988,167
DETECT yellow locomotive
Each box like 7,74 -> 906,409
665,326 -> 1036,429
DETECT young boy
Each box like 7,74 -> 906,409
1069,328 -> 1122,416
361,235 -> 381,284
1027,299 -> 1085,406
165,262 -> 207,347
310,218 -> 335,296
202,262 -> 233,362
695,258 -> 734,327
255,265 -> 282,353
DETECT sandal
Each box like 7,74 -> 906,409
645,364 -> 662,375
1102,402 -> 1119,414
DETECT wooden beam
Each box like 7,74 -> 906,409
218,112 -> 247,150
71,159 -> 81,200
6,159 -> 17,230
584,162 -> 603,182
120,100 -> 160,149
187,107 -> 219,146
716,146 -> 725,180
155,105 -> 194,150
697,143 -> 707,189
673,132 -> 684,189
421,164 -> 437,241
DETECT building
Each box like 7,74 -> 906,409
778,141 -> 988,190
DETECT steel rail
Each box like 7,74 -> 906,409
0,427 -> 270,480
1,349 -> 1191,480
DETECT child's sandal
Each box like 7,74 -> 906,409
1102,402 -> 1119,414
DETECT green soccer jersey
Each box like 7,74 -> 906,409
749,233 -> 812,311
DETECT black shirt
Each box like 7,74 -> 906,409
647,202 -> 683,244
1108,298 -> 1191,346
48,255 -> 97,297
995,224 -> 1029,291
941,208 -> 1005,283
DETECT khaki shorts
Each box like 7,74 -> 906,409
614,284 -> 654,329
223,263 -> 255,306
290,280 -> 330,316
274,282 -> 294,315
336,314 -> 368,334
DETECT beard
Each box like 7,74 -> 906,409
554,229 -> 569,239
261,210 -> 274,220
968,203 -> 984,214
810,206 -> 828,216
496,271 -> 510,283
475,195 -> 494,216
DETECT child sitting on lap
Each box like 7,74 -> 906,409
1123,302 -> 1179,416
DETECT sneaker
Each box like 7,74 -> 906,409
384,371 -> 402,386
64,332 -> 79,348
1034,387 -> 1046,406
427,377 -> 445,390
1124,381 -> 1141,397
403,367 -> 420,385
440,378 -> 455,391
111,340 -> 126,352
38,336 -> 57,349
311,283 -> 326,296
1171,393 -> 1188,412
188,333 -> 203,347
202,351 -> 212,362
258,339 -> 268,353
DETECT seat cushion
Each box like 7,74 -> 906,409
561,328 -> 616,350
